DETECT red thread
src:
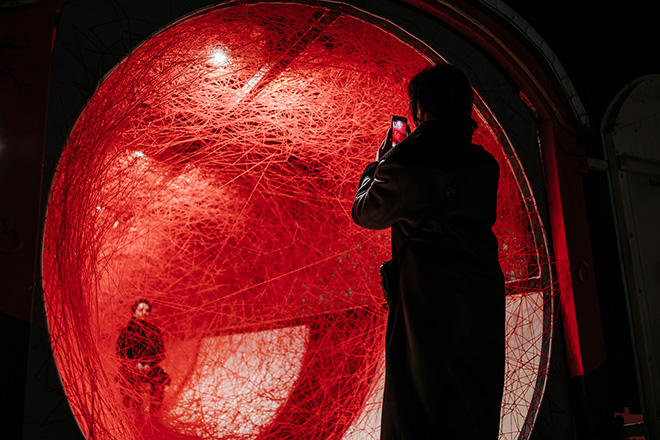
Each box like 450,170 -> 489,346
43,3 -> 552,439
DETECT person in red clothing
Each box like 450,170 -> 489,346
116,299 -> 170,415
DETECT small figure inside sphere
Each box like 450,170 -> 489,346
116,299 -> 170,416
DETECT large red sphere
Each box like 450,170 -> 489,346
43,2 -> 551,439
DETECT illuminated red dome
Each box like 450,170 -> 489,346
43,2 -> 552,439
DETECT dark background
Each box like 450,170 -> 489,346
506,0 -> 658,150
507,0 -> 658,410
2,0 -> 659,439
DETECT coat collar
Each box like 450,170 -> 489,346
409,119 -> 476,145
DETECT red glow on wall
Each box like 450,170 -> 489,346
42,3 -> 552,439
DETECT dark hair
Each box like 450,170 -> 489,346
131,299 -> 151,314
408,64 -> 474,126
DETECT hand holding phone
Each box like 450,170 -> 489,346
376,116 -> 409,161
390,116 -> 408,148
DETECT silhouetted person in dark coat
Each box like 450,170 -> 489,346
116,299 -> 170,415
352,64 -> 505,439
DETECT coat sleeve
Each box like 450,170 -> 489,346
116,326 -> 129,359
351,160 -> 398,230
352,158 -> 449,230
153,327 -> 166,363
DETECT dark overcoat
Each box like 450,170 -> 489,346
116,317 -> 166,365
352,119 -> 505,439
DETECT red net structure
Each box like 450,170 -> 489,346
42,2 -> 554,439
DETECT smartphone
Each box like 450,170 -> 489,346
391,116 -> 408,149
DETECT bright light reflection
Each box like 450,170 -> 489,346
210,49 -> 229,67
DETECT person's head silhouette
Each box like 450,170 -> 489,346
407,64 -> 474,127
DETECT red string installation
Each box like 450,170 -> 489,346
42,3 -> 553,439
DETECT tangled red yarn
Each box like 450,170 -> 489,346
42,2 -> 553,439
